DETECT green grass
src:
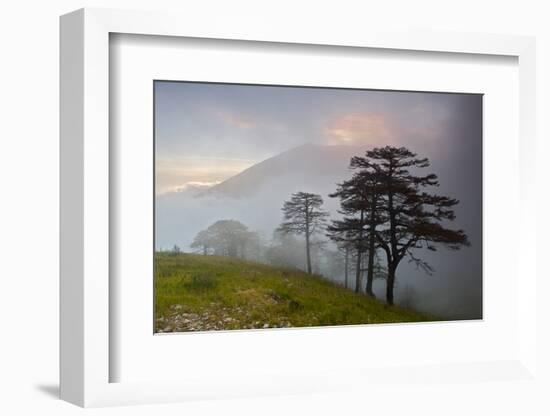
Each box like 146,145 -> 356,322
154,252 -> 435,332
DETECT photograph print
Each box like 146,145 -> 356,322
154,81 -> 482,333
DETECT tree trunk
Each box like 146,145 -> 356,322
386,172 -> 397,305
305,232 -> 312,274
366,189 -> 376,297
365,209 -> 377,297
305,199 -> 312,274
344,247 -> 349,289
354,210 -> 365,293
386,262 -> 396,305
203,246 -> 207,255
365,244 -> 375,297
355,247 -> 362,293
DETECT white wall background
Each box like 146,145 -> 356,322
0,1 -> 548,415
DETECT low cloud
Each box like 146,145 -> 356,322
156,156 -> 256,195
173,181 -> 221,193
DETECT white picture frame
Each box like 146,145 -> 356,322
60,7 -> 537,407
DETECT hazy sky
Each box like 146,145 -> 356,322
154,81 -> 476,194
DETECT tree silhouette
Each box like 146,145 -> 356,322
190,229 -> 213,255
266,230 -> 305,270
278,192 -> 329,274
336,240 -> 353,289
365,146 -> 470,305
191,220 -> 253,258
171,244 -> 181,255
328,167 -> 385,296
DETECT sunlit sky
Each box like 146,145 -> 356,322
154,81 -> 480,194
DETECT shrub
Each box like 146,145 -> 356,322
183,274 -> 218,291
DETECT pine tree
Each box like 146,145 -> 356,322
365,146 -> 470,305
278,192 -> 329,274
328,166 -> 385,296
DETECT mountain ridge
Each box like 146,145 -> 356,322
197,143 -> 366,199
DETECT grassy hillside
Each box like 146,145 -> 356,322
155,252 -> 434,332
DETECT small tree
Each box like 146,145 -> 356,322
191,220 -> 252,258
190,229 -> 212,255
326,229 -> 356,290
278,192 -> 329,274
242,230 -> 263,262
338,241 -> 352,289
266,230 -> 305,270
171,244 -> 181,255
327,241 -> 355,289
328,168 -> 385,296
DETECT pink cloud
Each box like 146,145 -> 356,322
220,112 -> 256,129
325,112 -> 396,146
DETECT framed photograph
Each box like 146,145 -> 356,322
60,8 -> 537,407
152,80 -> 482,334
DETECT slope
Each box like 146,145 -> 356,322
154,252 -> 434,332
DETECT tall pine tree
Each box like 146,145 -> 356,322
366,146 -> 470,305
328,167 -> 385,296
278,192 -> 329,274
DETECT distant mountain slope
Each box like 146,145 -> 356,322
198,143 -> 365,199
154,252 -> 434,332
